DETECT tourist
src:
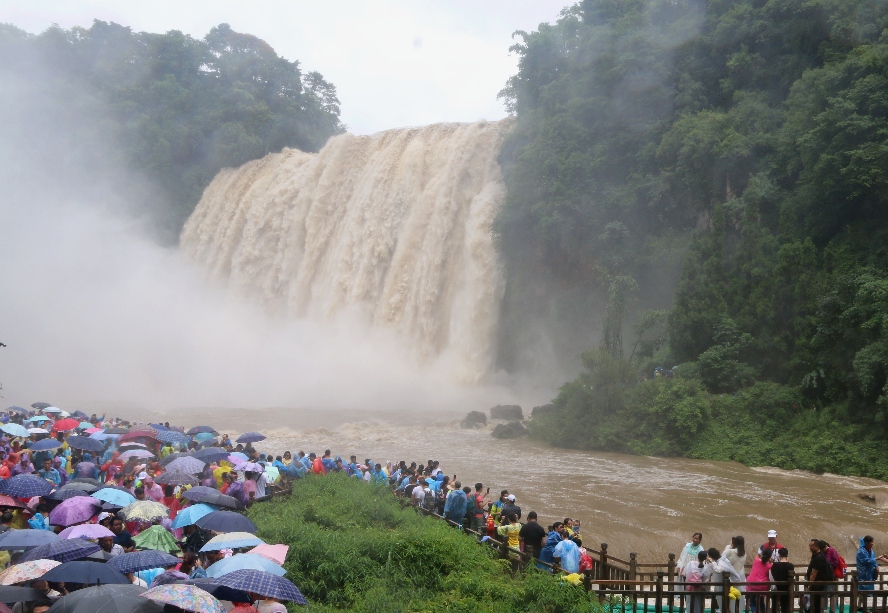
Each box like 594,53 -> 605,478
823,541 -> 842,613
97,535 -> 124,557
553,527 -> 581,573
683,550 -> 709,613
179,552 -> 206,579
470,483 -> 487,532
490,490 -> 508,524
11,454 -> 33,476
676,532 -> 704,589
501,493 -> 522,521
38,458 -> 60,486
519,511 -> 547,561
856,536 -> 888,612
769,547 -> 795,613
111,517 -> 136,552
746,548 -> 773,613
443,481 -> 467,529
758,530 -> 783,563
539,522 -> 564,568
807,538 -> 834,613
410,479 -> 426,506
722,535 -> 747,610
707,547 -> 743,613
497,512 -> 522,553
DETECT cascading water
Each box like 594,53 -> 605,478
180,120 -> 512,383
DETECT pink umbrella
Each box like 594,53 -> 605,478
58,523 -> 115,539
119,449 -> 155,461
48,496 -> 102,527
84,428 -> 103,434
247,544 -> 289,565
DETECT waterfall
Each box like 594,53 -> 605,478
180,120 -> 511,383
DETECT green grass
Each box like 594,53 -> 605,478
247,474 -> 604,612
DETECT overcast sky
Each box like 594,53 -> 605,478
0,0 -> 569,135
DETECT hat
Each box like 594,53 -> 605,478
506,494 -> 516,502
137,471 -> 148,480
98,512 -> 112,522
767,530 -> 777,538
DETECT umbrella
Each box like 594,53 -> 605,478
227,452 -> 248,462
0,495 -> 25,509
89,431 -> 119,441
6,406 -> 28,414
158,452 -> 191,467
235,432 -> 266,444
195,511 -> 257,534
0,474 -> 54,498
42,407 -> 62,414
0,558 -> 61,584
77,421 -> 93,429
104,427 -> 129,435
182,487 -> 242,510
0,529 -> 59,551
119,501 -> 169,523
42,560 -> 129,585
60,482 -> 100,493
118,442 -> 149,450
176,578 -> 251,603
215,569 -> 307,604
28,438 -> 61,452
141,584 -> 225,613
64,435 -> 106,452
43,583 -> 163,612
153,470 -> 198,487
247,543 -> 289,565
205,554 -> 285,578
87,549 -> 116,562
49,496 -> 102,526
27,427 -> 48,435
31,403 -> 51,410
165,457 -> 205,474
191,448 -> 228,464
59,524 -> 115,539
170,503 -> 217,529
148,424 -> 169,431
21,538 -> 99,562
92,488 -> 136,507
108,550 -> 179,574
154,431 -> 189,445
237,462 -> 264,473
48,489 -> 92,502
72,477 -> 104,486
52,418 -> 80,431
192,433 -> 216,444
119,430 -> 158,443
71,410 -> 88,418
26,416 -> 50,423
131,525 -> 179,553
199,532 -> 264,552
119,450 -> 154,461
185,426 -> 216,435
85,427 -> 104,434
0,424 -> 29,438
0,586 -> 45,604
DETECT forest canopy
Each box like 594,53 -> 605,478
500,0 -> 888,476
0,20 -> 344,241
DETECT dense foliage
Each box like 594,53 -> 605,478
247,474 -> 603,612
503,0 -> 888,475
0,20 -> 343,240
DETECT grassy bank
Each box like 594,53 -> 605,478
247,474 -> 603,612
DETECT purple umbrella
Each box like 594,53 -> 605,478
49,496 -> 103,527
58,523 -> 115,539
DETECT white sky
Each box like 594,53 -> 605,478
0,0 -> 569,135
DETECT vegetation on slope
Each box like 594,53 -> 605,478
247,474 -> 602,612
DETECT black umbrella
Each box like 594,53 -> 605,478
72,477 -> 104,487
177,578 -> 252,602
21,537 -> 100,562
185,425 -> 216,435
0,529 -> 59,551
60,482 -> 99,493
235,431 -> 266,444
182,486 -> 243,510
104,427 -> 129,435
107,550 -> 179,575
148,423 -> 169,431
153,470 -> 198,487
42,561 -> 130,585
0,585 -> 45,604
48,489 -> 92,502
31,402 -> 51,410
65,435 -> 106,453
45,583 -> 163,612
71,410 -> 89,419
195,510 -> 258,534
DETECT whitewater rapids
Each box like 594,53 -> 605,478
181,120 -> 512,383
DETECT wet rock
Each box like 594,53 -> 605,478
460,411 -> 487,429
491,421 -> 528,439
490,404 -> 523,420
531,404 -> 555,417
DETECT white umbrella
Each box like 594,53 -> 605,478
42,407 -> 62,414
27,428 -> 48,434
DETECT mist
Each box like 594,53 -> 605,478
0,60 -> 547,415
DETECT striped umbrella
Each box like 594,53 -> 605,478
21,538 -> 100,562
108,550 -> 179,574
215,569 -> 308,604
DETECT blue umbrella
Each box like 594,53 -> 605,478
77,421 -> 93,429
200,532 -> 264,552
186,426 -> 216,435
177,578 -> 252,603
26,416 -> 50,423
28,438 -> 61,451
155,430 -> 189,444
215,569 -> 307,604
235,432 -> 266,444
42,560 -> 130,585
149,423 -> 169,431
0,423 -> 30,438
65,435 -> 106,452
193,432 -> 217,443
170,503 -> 218,529
0,474 -> 54,497
71,410 -> 89,419
89,431 -> 119,441
0,529 -> 60,550
228,452 -> 249,462
205,554 -> 286,578
108,550 -> 179,574
6,406 -> 28,415
191,447 -> 229,464
21,537 -> 100,562
91,488 -> 136,507
195,511 -> 258,534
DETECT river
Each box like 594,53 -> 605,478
119,405 -> 888,564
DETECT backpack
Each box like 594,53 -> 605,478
685,564 -> 704,591
579,552 -> 594,573
832,552 -> 847,579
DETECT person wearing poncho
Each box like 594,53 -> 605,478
856,535 -> 888,611
677,532 -> 704,574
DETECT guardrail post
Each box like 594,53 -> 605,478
600,543 -> 609,583
851,574 -> 858,613
629,552 -> 638,581
656,570 -> 664,613
667,553 -> 676,611
787,572 -> 795,613
722,574 -> 731,613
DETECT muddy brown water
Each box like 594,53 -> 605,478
117,406 -> 888,565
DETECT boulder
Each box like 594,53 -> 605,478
531,404 -> 555,417
460,411 -> 487,429
491,421 -> 528,439
490,404 -> 523,421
